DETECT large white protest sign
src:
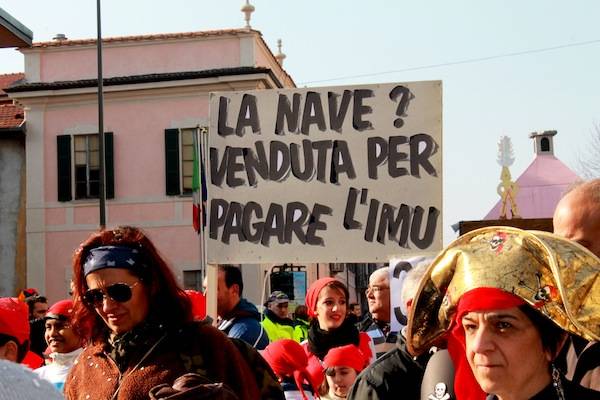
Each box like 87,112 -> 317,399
207,81 -> 442,263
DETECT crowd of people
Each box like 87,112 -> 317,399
0,179 -> 598,400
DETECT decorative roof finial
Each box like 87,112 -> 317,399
275,39 -> 286,66
241,0 -> 255,30
496,136 -> 520,219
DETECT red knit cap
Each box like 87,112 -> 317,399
447,287 -> 526,400
45,299 -> 73,321
306,277 -> 339,318
0,297 -> 30,344
323,344 -> 369,373
262,339 -> 319,400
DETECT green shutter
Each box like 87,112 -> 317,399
165,129 -> 180,195
57,135 -> 72,201
105,132 -> 114,199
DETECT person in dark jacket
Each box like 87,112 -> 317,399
348,262 -> 431,400
207,264 -> 268,349
358,268 -> 397,359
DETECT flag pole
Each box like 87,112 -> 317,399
196,127 -> 205,286
200,127 -> 209,285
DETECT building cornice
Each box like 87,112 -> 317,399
5,66 -> 282,94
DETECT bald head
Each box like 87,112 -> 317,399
366,268 -> 390,322
553,179 -> 600,257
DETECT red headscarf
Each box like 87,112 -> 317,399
323,344 -> 369,373
262,339 -> 320,400
447,287 -> 526,400
305,277 -> 339,318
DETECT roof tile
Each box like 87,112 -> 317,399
0,104 -> 24,129
30,29 -> 255,48
0,73 -> 25,95
5,66 -> 280,92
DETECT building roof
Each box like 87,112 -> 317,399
0,72 -> 24,96
28,28 -> 255,48
0,7 -> 32,48
0,73 -> 24,130
484,154 -> 580,219
4,66 -> 282,93
0,103 -> 24,128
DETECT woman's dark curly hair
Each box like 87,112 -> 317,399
71,226 -> 192,343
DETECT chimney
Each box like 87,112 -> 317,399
529,130 -> 557,156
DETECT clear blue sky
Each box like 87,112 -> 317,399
2,0 -> 599,244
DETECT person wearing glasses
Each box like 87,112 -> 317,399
358,268 -> 396,358
406,227 -> 600,400
64,225 -> 283,400
301,278 -> 374,392
348,258 -> 433,400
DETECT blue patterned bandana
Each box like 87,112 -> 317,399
83,245 -> 147,276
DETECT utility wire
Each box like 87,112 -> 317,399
298,38 -> 600,85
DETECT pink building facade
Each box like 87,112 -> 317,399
7,29 -> 294,302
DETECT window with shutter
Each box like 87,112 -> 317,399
165,129 -> 180,195
56,132 -> 114,201
57,135 -> 72,202
165,127 -> 207,196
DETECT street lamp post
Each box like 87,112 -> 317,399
97,0 -> 106,228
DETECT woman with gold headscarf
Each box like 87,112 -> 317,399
407,227 -> 600,399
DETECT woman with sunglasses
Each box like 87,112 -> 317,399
301,278 -> 374,391
406,227 -> 600,400
64,226 -> 280,400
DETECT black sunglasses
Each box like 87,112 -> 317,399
83,281 -> 140,307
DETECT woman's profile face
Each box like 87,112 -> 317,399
85,268 -> 150,335
315,285 -> 347,331
462,306 -> 552,398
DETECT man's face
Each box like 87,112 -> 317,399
32,301 -> 48,319
366,272 -> 390,322
553,190 -> 600,258
351,305 -> 361,317
269,301 -> 289,319
45,318 -> 81,354
216,270 -> 238,316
